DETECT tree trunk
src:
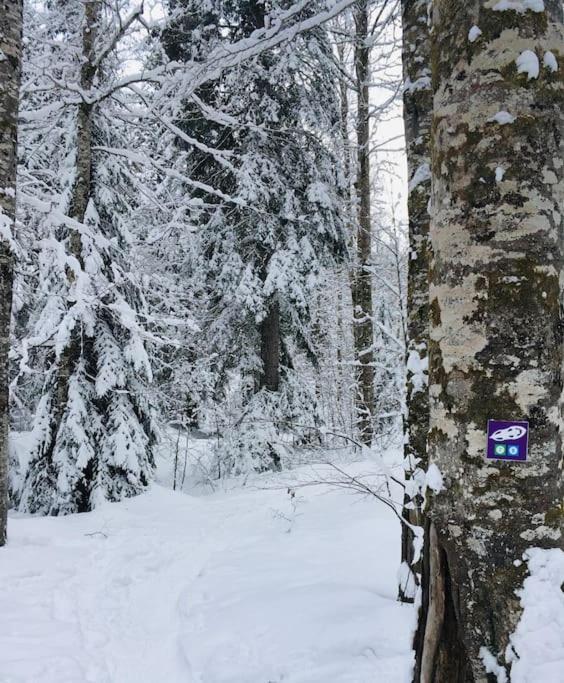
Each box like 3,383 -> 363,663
351,0 -> 375,446
260,298 -> 280,392
52,1 -> 98,441
399,0 -> 432,603
0,0 -> 22,545
414,1 -> 564,680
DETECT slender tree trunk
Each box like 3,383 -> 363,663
52,1 -> 98,441
414,2 -> 564,680
351,0 -> 375,446
244,0 -> 282,397
0,0 -> 22,545
336,37 -> 354,437
399,0 -> 432,603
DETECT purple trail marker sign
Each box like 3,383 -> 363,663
486,420 -> 529,462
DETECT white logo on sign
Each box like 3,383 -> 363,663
490,426 -> 526,442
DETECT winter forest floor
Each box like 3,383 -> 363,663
0,444 -> 415,683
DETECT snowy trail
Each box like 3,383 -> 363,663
0,463 -> 415,683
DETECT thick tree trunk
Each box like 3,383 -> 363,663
351,0 -> 375,446
399,0 -> 432,603
414,1 -> 564,680
0,0 -> 22,545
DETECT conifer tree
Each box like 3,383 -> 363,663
160,0 -> 347,473
17,0 -> 156,514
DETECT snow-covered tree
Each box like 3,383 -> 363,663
0,0 -> 23,543
15,0 -> 156,515
158,0 -> 348,474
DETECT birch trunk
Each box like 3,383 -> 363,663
414,1 -> 564,680
0,0 -> 22,545
399,0 -> 432,603
352,0 -> 375,445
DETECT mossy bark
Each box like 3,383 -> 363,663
0,0 -> 22,545
414,1 -> 564,680
400,0 -> 433,603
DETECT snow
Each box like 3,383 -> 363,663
492,0 -> 545,11
403,75 -> 431,94
0,208 -> 15,248
509,547 -> 564,683
468,26 -> 482,43
397,561 -> 417,602
406,347 -> 428,394
425,463 -> 444,493
543,51 -> 558,73
408,163 -> 431,194
489,111 -> 516,126
479,647 -> 507,683
0,459 -> 415,682
516,50 -> 539,80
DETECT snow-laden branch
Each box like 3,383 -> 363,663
93,4 -> 145,70
90,0 -> 360,105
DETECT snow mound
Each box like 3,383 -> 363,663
509,547 -> 564,682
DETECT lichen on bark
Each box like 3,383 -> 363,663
400,0 -> 433,603
414,0 -> 564,680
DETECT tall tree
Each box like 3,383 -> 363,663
0,0 -> 22,544
351,0 -> 375,445
160,0 -> 347,474
399,0 -> 432,603
17,0 -> 156,514
414,1 -> 564,680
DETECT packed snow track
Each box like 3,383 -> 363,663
0,463 -> 414,682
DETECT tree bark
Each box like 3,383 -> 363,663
0,0 -> 22,545
414,1 -> 564,680
399,0 -> 432,603
351,0 -> 375,446
260,298 -> 280,392
251,1 -> 282,398
52,1 -> 98,441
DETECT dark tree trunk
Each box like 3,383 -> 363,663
414,1 -> 564,680
399,0 -> 433,603
260,299 -> 280,392
351,0 -> 375,446
249,1 -> 280,397
0,0 -> 22,545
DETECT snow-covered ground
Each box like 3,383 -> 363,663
0,456 -> 415,683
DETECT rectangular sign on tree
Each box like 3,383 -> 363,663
486,420 -> 529,462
